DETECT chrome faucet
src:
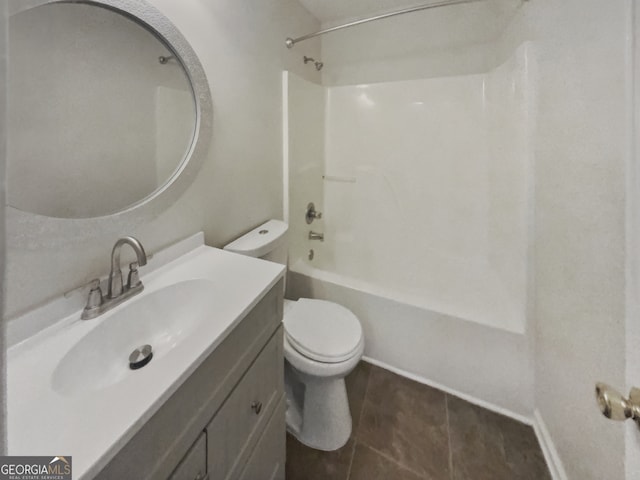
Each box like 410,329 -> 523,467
108,236 -> 147,298
308,231 -> 324,241
81,236 -> 148,320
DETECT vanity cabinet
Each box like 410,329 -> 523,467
206,327 -> 283,480
238,401 -> 287,480
95,280 -> 285,480
168,434 -> 206,480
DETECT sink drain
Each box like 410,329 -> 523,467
129,344 -> 153,370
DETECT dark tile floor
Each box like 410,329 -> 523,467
286,362 -> 551,480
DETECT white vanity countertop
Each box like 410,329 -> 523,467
7,234 -> 285,479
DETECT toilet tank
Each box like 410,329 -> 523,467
223,219 -> 289,265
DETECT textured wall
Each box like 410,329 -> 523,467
499,1 -> 629,478
5,0 -> 321,319
0,0 -> 7,455
319,0 -> 522,85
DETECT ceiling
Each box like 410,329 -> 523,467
297,0 -> 434,26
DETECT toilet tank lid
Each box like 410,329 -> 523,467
223,219 -> 288,258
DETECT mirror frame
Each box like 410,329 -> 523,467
7,0 -> 212,230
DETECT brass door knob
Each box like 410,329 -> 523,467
595,382 -> 640,423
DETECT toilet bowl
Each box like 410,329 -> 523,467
283,298 -> 364,450
224,220 -> 365,451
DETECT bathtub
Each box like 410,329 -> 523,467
286,258 -> 534,421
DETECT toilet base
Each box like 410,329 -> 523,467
285,362 -> 352,451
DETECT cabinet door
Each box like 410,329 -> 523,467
238,399 -> 286,480
168,433 -> 206,480
207,328 -> 283,480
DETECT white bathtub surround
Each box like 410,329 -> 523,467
285,44 -> 534,418
322,43 -> 532,334
8,234 -> 284,479
284,72 -> 326,262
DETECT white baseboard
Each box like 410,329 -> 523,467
532,409 -> 568,480
361,356 -> 533,426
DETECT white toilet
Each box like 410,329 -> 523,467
224,219 -> 364,451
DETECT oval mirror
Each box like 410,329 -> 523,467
8,1 -> 207,218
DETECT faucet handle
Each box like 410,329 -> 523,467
127,262 -> 141,289
306,202 -> 323,224
82,279 -> 103,318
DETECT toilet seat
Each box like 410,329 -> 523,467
283,299 -> 363,364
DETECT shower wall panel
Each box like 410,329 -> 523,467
319,45 -> 531,333
285,45 -> 534,417
285,72 -> 325,265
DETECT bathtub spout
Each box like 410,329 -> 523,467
309,231 -> 324,242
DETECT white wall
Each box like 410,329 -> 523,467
627,5 -> 640,477
5,0 -> 321,319
499,1 -> 629,478
319,0 -> 522,85
0,0 -> 7,455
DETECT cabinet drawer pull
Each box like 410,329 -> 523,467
251,401 -> 263,415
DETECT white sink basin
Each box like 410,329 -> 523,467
8,234 -> 285,480
52,279 -> 217,396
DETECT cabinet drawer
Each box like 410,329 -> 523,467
238,398 -> 286,480
168,433 -> 206,480
207,327 -> 283,480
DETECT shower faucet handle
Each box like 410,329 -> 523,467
305,202 -> 323,224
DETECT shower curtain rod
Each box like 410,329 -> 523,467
285,0 -> 527,48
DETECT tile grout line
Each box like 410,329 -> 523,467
344,433 -> 358,480
445,394 -> 454,480
354,365 -> 436,478
363,443 -> 428,479
346,365 -> 373,480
